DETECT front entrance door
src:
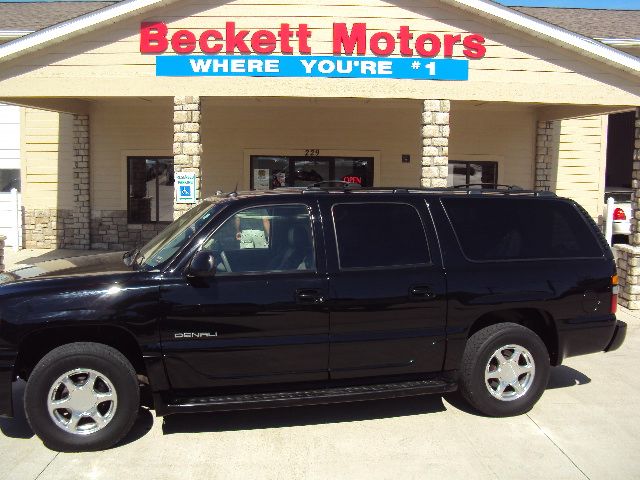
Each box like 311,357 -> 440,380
250,156 -> 374,189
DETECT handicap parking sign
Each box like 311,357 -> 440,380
175,172 -> 197,204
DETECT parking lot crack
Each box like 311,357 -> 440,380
34,452 -> 59,480
526,413 -> 590,480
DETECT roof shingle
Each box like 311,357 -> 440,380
0,1 -> 115,32
512,6 -> 640,40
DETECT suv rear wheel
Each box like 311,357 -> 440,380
459,323 -> 550,417
24,342 -> 140,451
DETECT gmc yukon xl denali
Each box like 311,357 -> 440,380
0,185 -> 627,451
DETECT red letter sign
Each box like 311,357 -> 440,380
140,22 -> 168,53
333,23 -> 367,55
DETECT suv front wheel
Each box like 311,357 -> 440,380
24,342 -> 140,451
459,323 -> 550,417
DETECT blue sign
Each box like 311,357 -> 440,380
175,172 -> 197,204
156,55 -> 468,80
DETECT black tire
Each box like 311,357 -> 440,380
459,323 -> 550,417
24,342 -> 140,452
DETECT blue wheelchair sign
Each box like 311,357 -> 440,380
175,172 -> 197,204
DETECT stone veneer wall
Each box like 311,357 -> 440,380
614,244 -> 640,309
70,114 -> 91,249
90,210 -> 168,250
420,100 -> 450,188
173,96 -> 202,219
23,209 -> 74,248
0,235 -> 5,272
534,120 -> 555,191
630,108 -> 640,248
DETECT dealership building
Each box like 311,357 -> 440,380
0,0 -> 639,303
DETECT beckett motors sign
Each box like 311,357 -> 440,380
141,22 -> 486,80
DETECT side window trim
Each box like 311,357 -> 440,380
330,201 -> 432,271
199,202 -> 319,275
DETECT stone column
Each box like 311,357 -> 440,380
71,114 -> 90,249
173,96 -> 202,220
615,108 -> 640,309
535,121 -> 555,191
630,108 -> 640,247
420,100 -> 449,188
0,235 -> 5,272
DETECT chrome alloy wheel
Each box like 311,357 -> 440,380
47,368 -> 118,435
484,344 -> 535,402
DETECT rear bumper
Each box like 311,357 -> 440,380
604,320 -> 627,353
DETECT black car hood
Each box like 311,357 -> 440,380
0,251 -> 134,284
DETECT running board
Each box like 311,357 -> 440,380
157,379 -> 457,416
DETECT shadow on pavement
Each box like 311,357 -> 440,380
0,380 -> 33,439
116,408 -> 155,448
0,380 -> 154,448
444,364 -> 591,416
546,365 -> 591,389
162,394 -> 446,435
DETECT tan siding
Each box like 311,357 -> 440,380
90,101 -> 173,210
0,0 -> 638,104
552,115 -> 606,219
201,98 -> 421,195
449,106 -> 536,188
21,108 -> 74,210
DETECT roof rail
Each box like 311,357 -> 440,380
452,183 -> 523,191
303,181 -> 362,192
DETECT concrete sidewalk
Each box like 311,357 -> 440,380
2,248 -> 111,272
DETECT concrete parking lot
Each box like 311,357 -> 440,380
1,309 -> 637,480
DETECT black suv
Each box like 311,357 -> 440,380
0,186 -> 626,451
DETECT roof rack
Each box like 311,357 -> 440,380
424,185 -> 556,197
303,181 -> 362,193
453,183 -> 523,191
222,184 -> 557,198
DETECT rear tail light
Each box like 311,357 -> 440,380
613,208 -> 626,221
611,274 -> 618,314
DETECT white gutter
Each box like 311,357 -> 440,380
598,38 -> 640,47
0,30 -> 33,40
440,0 -> 640,75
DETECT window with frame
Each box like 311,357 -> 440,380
250,156 -> 374,189
442,197 -> 603,261
448,161 -> 498,188
332,203 -> 430,269
201,204 -> 316,274
127,157 -> 174,223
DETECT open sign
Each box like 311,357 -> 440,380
342,176 -> 362,184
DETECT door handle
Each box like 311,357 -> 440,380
296,289 -> 325,304
410,286 -> 436,300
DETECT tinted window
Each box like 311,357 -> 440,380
333,203 -> 429,269
127,157 -> 174,223
442,197 -> 603,261
202,204 -> 315,274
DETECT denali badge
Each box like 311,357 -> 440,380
174,332 -> 218,339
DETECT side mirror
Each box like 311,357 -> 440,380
187,251 -> 216,278
122,250 -> 135,267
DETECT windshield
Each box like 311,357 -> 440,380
137,201 -> 224,269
